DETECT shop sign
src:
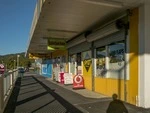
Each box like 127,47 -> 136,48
73,75 -> 84,89
29,53 -> 40,59
64,73 -> 73,85
47,38 -> 66,50
59,72 -> 64,84
82,51 -> 91,60
83,60 -> 92,72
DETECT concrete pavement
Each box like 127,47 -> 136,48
4,72 -> 150,113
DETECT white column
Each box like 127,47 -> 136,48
139,1 -> 150,108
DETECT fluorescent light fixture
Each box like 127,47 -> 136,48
78,0 -> 123,8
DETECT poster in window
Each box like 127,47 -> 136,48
82,51 -> 92,72
96,47 -> 106,77
108,41 -> 125,79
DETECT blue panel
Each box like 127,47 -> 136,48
42,59 -> 52,78
47,64 -> 52,77
42,64 -> 47,74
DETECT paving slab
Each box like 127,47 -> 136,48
4,72 -> 150,113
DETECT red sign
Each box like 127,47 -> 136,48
73,75 -> 84,89
0,64 -> 5,74
60,72 -> 64,84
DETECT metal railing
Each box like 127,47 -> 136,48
0,69 -> 18,113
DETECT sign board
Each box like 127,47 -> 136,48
0,64 -> 5,74
59,72 -> 64,84
64,73 -> 73,85
73,75 -> 84,89
47,38 -> 66,50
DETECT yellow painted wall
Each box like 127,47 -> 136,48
95,77 -> 107,95
94,8 -> 139,105
82,60 -> 92,90
128,8 -> 139,105
95,78 -> 124,100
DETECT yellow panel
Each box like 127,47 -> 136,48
65,63 -> 69,72
95,77 -> 107,95
29,53 -> 51,59
128,8 -> 139,105
29,53 -> 39,59
83,76 -> 92,90
95,78 -> 125,100
107,79 -> 125,100
82,60 -> 92,90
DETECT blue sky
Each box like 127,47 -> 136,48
0,0 -> 37,55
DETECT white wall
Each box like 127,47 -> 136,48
139,1 -> 150,108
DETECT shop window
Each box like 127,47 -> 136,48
77,53 -> 81,66
77,53 -> 82,74
108,40 -> 125,79
60,56 -> 66,72
61,56 -> 66,63
70,54 -> 76,75
82,51 -> 92,72
96,46 -> 106,77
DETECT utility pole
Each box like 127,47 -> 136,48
14,60 -> 16,69
17,55 -> 20,69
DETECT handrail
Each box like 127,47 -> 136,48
0,69 -> 18,113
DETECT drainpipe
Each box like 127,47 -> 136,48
124,9 -> 131,102
124,26 -> 128,102
116,10 -> 130,101
91,42 -> 95,91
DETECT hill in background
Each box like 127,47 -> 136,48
0,52 -> 34,69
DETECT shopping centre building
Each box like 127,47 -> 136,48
26,0 -> 150,108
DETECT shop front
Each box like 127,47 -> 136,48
67,13 -> 139,105
51,50 -> 68,82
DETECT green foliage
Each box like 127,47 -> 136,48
0,52 -> 34,69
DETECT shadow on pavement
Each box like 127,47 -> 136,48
32,76 -> 83,113
4,75 -> 83,113
4,77 -> 21,113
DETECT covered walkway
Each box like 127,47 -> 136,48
3,72 -> 150,113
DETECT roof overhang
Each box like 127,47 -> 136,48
26,0 -> 144,58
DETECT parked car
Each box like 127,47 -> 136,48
18,67 -> 25,73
